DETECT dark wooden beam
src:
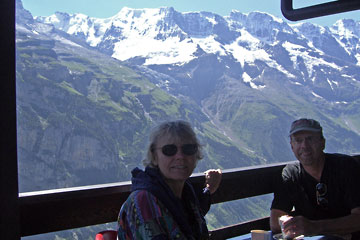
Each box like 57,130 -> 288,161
19,163 -> 289,237
205,163 -> 288,204
0,0 -> 20,239
19,182 -> 131,236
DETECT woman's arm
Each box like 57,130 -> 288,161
197,169 -> 222,215
204,169 -> 222,194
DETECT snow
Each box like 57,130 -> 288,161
355,54 -> 360,66
242,72 -> 266,90
205,16 -> 217,25
282,41 -> 342,78
331,20 -> 357,39
327,79 -> 334,91
225,31 -> 295,78
112,37 -> 197,65
311,91 -> 323,99
54,36 -> 84,48
34,6 -> 359,80
193,36 -> 226,55
225,30 -> 263,67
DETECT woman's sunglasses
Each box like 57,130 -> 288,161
156,144 -> 198,157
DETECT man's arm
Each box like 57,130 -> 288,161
312,207 -> 360,235
270,208 -> 289,233
282,207 -> 360,238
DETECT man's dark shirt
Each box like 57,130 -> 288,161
271,153 -> 360,238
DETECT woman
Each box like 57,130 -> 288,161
117,120 -> 222,240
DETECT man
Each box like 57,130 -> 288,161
270,118 -> 360,239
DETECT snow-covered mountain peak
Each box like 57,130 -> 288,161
292,22 -> 327,36
36,12 -> 71,31
227,11 -> 284,28
331,19 -> 360,39
21,2 -> 360,68
227,10 -> 247,23
113,6 -> 175,20
247,11 -> 283,24
15,0 -> 360,113
36,12 -> 98,36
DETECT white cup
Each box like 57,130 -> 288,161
251,230 -> 272,240
278,215 -> 293,239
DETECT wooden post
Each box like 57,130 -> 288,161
0,0 -> 20,239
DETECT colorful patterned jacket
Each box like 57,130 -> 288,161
118,167 -> 210,240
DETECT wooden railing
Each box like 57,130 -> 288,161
19,161 -> 291,239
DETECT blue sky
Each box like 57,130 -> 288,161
22,0 -> 360,26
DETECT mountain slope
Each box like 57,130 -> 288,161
16,0 -> 263,192
35,5 -> 360,162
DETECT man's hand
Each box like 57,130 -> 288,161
283,216 -> 316,238
204,169 -> 222,194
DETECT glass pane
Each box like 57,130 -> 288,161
17,0 -> 360,239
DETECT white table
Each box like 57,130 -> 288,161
228,232 -> 344,240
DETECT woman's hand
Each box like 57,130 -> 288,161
204,169 -> 222,194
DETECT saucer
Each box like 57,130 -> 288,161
272,233 -> 304,240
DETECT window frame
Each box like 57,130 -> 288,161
0,0 -> 20,238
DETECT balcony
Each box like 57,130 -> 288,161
19,162 -> 291,239
3,0 -> 360,239
17,155 -> 360,239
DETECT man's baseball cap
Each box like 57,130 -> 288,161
289,118 -> 322,136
